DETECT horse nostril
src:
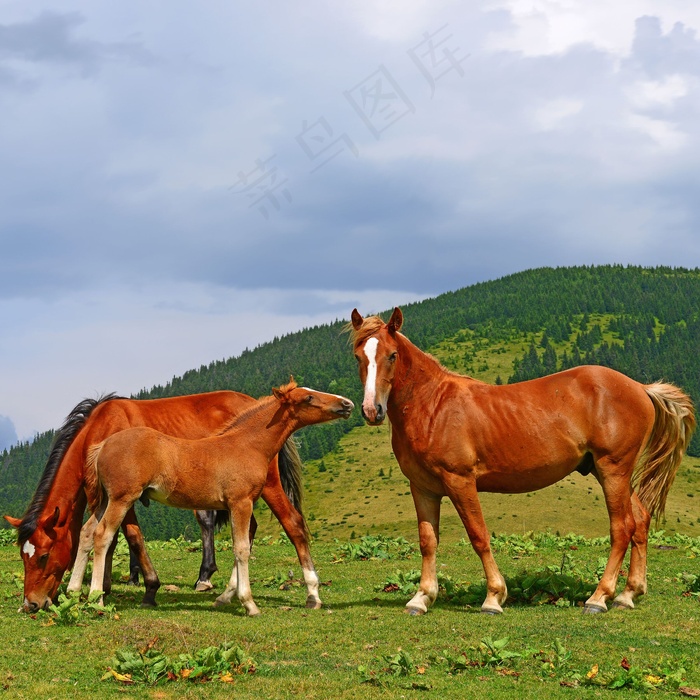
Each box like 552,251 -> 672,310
26,601 -> 39,613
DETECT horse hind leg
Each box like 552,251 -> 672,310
585,467 -> 637,614
121,507 -> 160,607
611,491 -> 650,610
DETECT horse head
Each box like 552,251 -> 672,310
4,508 -> 73,612
272,378 -> 354,426
349,307 -> 403,425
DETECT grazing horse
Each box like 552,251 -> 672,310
4,391 -> 308,612
349,308 -> 694,615
84,380 -> 354,615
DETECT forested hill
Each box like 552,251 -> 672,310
2,265 -> 700,539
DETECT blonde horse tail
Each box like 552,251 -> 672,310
633,383 -> 696,522
84,441 -> 107,514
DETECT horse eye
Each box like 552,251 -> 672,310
389,352 -> 398,363
306,395 -> 314,403
38,553 -> 49,567
354,355 -> 361,363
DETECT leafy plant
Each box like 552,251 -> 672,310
37,591 -> 116,626
103,641 -> 255,685
334,535 -> 415,562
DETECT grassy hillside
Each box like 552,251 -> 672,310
3,265 -> 700,540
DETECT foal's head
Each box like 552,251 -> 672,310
272,378 -> 354,426
348,307 -> 403,425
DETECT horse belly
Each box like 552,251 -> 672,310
475,461 -> 578,494
145,486 -> 225,511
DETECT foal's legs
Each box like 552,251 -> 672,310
405,484 -> 441,615
584,465 -> 637,613
89,500 -> 133,604
120,507 -> 161,607
261,475 -> 322,609
612,491 -> 650,610
445,475 -> 507,614
215,501 -> 259,615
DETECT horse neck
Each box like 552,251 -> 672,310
389,333 -> 447,415
33,440 -> 87,527
220,396 -> 300,462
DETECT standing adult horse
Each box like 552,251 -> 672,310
85,380 -> 354,615
4,391 -> 310,612
349,308 -> 694,615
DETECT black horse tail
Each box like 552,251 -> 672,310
278,436 -> 304,514
17,393 -> 122,545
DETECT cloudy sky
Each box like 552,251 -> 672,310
1,1 -> 699,448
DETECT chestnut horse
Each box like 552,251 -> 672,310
4,391 -> 308,612
349,308 -> 694,615
84,380 -> 354,615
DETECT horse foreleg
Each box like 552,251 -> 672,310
262,483 -> 321,609
585,471 -> 636,614
121,507 -> 160,607
89,500 -> 131,605
611,491 -> 650,610
67,513 -> 99,594
447,476 -> 507,614
406,485 -> 441,615
215,501 -> 260,616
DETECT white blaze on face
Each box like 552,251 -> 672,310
362,337 -> 379,418
23,540 -> 36,559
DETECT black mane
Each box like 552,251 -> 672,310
17,393 -> 122,544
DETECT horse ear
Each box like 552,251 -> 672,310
387,307 -> 403,334
272,386 -> 283,400
3,515 -> 21,529
42,506 -> 60,531
351,308 -> 364,330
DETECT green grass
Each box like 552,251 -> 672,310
3,314 -> 699,697
1,533 -> 699,699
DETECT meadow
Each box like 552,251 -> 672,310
1,442 -> 699,699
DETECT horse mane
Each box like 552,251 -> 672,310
217,379 -> 299,435
343,314 -> 386,346
17,393 -> 122,544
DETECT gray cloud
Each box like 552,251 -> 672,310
0,11 -> 153,77
1,1 -> 699,436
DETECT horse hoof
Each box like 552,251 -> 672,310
583,603 -> 607,614
305,597 -> 322,609
481,607 -> 502,615
140,601 -> 158,609
213,599 -> 228,608
195,581 -> 214,592
404,607 -> 425,616
611,601 -> 633,611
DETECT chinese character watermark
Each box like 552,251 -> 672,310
296,117 -> 359,172
229,155 -> 292,219
408,24 -> 468,98
344,64 -> 415,139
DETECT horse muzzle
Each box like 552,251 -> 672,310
361,403 -> 386,425
23,596 -> 50,613
335,398 -> 355,418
